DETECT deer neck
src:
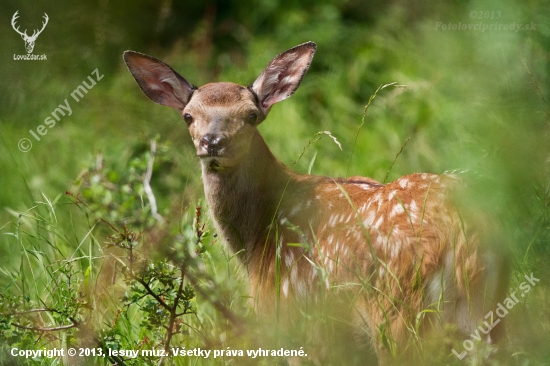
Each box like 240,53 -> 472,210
201,131 -> 298,264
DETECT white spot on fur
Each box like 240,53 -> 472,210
374,216 -> 384,229
277,234 -> 284,255
410,211 -> 418,224
376,193 -> 384,205
290,203 -> 303,216
391,240 -> 402,258
297,281 -> 306,296
399,179 -> 409,188
390,204 -> 405,218
282,279 -> 289,297
285,251 -> 294,267
365,211 -> 376,226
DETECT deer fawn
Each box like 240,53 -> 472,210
124,42 -> 508,360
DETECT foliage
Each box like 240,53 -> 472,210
0,144 -> 245,365
1,0 -> 549,365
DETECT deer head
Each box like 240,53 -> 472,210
12,11 -> 49,54
123,42 -> 316,171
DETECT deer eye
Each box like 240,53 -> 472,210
247,112 -> 258,124
183,113 -> 193,125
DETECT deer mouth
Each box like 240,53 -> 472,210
197,155 -> 224,171
208,159 -> 221,170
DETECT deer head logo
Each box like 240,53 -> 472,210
11,11 -> 49,54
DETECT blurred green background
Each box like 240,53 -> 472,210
1,0 -> 549,364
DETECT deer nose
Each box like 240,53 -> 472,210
200,134 -> 227,155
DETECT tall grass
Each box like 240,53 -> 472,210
1,0 -> 549,364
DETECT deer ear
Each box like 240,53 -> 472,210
251,42 -> 316,114
123,51 -> 195,111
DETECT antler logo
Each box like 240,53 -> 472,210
11,11 -> 49,54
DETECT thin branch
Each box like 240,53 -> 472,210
292,131 -> 342,165
522,58 -> 550,120
143,139 -> 165,223
175,310 -> 195,317
159,263 -> 187,366
133,277 -> 172,312
8,308 -> 57,316
347,82 -> 404,177
11,322 -> 78,332
99,217 -> 120,233
383,137 -> 411,183
169,269 -> 185,336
